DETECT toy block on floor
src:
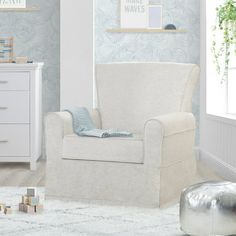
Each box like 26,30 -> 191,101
19,203 -> 25,212
22,195 -> 29,205
35,204 -> 43,213
4,206 -> 12,215
28,196 -> 39,206
19,188 -> 43,214
24,205 -> 36,214
27,188 -> 37,197
0,203 -> 6,211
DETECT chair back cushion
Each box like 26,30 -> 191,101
95,63 -> 199,133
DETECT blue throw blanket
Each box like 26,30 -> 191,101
65,107 -> 132,138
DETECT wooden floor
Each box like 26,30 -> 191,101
0,160 -> 222,187
0,160 -> 46,187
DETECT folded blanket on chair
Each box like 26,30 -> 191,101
65,107 -> 132,138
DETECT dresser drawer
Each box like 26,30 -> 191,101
0,125 -> 30,157
0,92 -> 30,123
0,72 -> 30,91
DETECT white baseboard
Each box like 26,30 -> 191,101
199,149 -> 236,181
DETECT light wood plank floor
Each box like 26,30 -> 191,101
0,160 -> 222,187
0,160 -> 46,187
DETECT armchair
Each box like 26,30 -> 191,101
46,63 -> 199,207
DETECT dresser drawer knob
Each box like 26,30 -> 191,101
0,140 -> 8,143
0,107 -> 8,110
0,81 -> 8,84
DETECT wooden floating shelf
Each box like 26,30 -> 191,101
107,28 -> 186,33
0,7 -> 40,12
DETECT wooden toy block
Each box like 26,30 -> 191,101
35,204 -> 43,213
0,203 -> 6,211
19,203 -> 25,212
29,196 -> 39,206
22,195 -> 29,205
24,205 -> 35,214
27,188 -> 37,197
4,206 -> 12,215
23,204 -> 28,213
15,57 -> 28,64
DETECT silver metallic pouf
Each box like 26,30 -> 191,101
180,181 -> 236,236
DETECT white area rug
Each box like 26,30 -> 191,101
0,188 -> 184,236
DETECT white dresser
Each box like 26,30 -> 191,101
0,63 -> 44,170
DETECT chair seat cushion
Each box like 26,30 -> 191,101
62,134 -> 144,164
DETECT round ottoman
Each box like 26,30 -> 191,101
180,181 -> 236,236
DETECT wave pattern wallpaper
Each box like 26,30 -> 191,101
0,0 -> 60,114
0,0 -> 200,142
95,0 -> 200,141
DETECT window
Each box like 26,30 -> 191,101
206,0 -> 236,116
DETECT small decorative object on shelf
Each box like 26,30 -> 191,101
19,188 -> 43,214
120,0 -> 163,29
148,5 -> 162,29
4,206 -> 12,215
165,24 -> 177,30
120,0 -> 148,28
109,1 -> 185,33
0,37 -> 14,63
15,57 -> 28,64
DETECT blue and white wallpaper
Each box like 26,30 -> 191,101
0,0 -> 60,114
95,0 -> 200,64
0,0 -> 200,142
95,0 -> 200,141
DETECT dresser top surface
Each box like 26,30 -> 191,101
0,63 -> 44,69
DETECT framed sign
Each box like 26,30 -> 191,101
120,0 -> 148,28
0,0 -> 26,8
148,5 -> 162,29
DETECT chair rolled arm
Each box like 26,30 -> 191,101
45,109 -> 102,162
145,112 -> 195,137
46,112 -> 73,138
45,109 -> 102,138
45,112 -> 72,162
144,112 -> 196,167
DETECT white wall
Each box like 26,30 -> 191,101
200,0 -> 236,181
60,0 -> 94,109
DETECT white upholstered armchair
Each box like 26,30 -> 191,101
46,63 -> 199,207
